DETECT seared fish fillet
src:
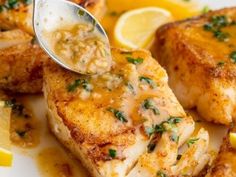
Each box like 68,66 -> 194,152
0,29 -> 48,93
44,48 -> 210,177
206,127 -> 236,177
152,7 -> 236,125
0,0 -> 106,34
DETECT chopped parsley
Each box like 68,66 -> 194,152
203,15 -> 234,42
23,0 -> 32,5
0,5 -> 3,12
230,51 -> 236,63
6,0 -> 19,9
145,117 -> 182,136
187,138 -> 199,147
177,154 -> 182,160
139,76 -> 156,88
211,15 -> 229,28
170,133 -> 179,143
0,0 -> 32,12
67,79 -> 92,92
147,140 -> 156,153
126,57 -> 143,65
142,99 -> 160,115
217,61 -> 225,66
214,30 -> 229,41
108,149 -> 116,158
126,82 -> 135,95
5,99 -> 24,116
16,130 -> 27,138
107,108 -> 128,123
157,170 -> 167,177
78,9 -> 85,16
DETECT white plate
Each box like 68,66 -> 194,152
1,1 -> 236,177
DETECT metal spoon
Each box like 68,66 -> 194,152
33,0 -> 111,74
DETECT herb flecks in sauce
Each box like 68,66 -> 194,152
108,149 -> 117,158
187,138 -> 199,147
203,15 -> 234,42
67,79 -> 92,92
107,108 -> 128,123
0,0 -> 32,11
217,61 -> 225,66
78,9 -> 85,16
142,99 -> 160,115
126,82 -> 135,95
139,76 -> 156,88
157,170 -> 167,177
170,133 -> 179,143
5,98 -> 39,148
230,51 -> 236,63
126,57 -> 144,65
145,117 -> 182,137
147,137 -> 158,153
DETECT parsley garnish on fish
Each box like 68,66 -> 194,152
23,0 -> 32,5
107,108 -> 128,123
16,130 -> 27,138
217,61 -> 225,66
177,154 -> 182,160
187,138 -> 199,147
7,0 -> 19,9
108,149 -> 117,158
139,76 -> 156,88
170,133 -> 179,143
0,5 -> 3,12
203,15 -> 234,42
126,82 -> 135,95
157,170 -> 167,177
230,51 -> 236,63
142,99 -> 160,115
147,140 -> 157,153
145,117 -> 182,136
127,57 -> 144,65
5,99 -> 24,116
67,79 -> 92,92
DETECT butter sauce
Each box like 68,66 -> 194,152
46,23 -> 112,75
37,147 -> 88,177
8,97 -> 40,148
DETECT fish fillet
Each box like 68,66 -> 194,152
152,7 -> 236,125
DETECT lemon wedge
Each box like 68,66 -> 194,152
0,101 -> 12,166
229,132 -> 236,149
114,7 -> 172,49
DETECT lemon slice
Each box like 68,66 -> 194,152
0,101 -> 12,166
229,132 -> 236,149
114,7 -> 172,49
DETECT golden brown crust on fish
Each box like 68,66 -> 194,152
152,7 -> 236,125
0,0 -> 106,34
0,42 -> 48,93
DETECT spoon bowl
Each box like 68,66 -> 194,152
33,0 -> 111,74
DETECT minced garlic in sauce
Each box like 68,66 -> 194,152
47,23 -> 112,75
